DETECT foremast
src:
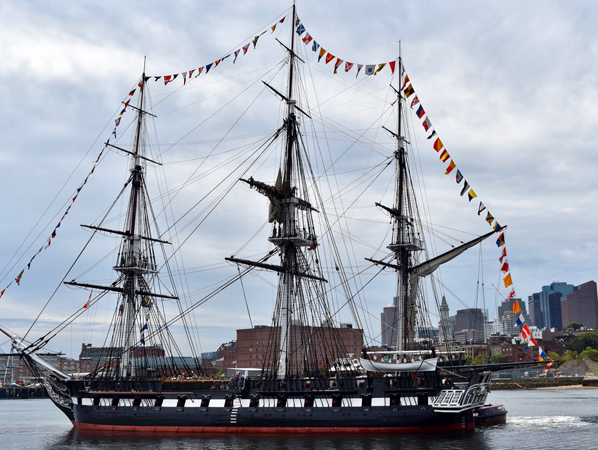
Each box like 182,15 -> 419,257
65,71 -> 180,379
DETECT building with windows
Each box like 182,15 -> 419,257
534,282 -> 575,329
561,281 -> 598,329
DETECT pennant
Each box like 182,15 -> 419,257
530,336 -> 538,346
140,338 -> 145,345
422,117 -> 432,131
516,314 -> 524,326
416,105 -> 426,119
312,41 -> 320,52
128,88 -> 136,96
163,75 -> 172,85
439,149 -> 450,162
154,76 -> 161,82
427,130 -> 437,139
499,248 -> 507,263
486,212 -> 494,224
478,202 -> 486,215
334,58 -> 343,74
318,47 -> 326,62
252,35 -> 260,48
504,272 -> 513,288
432,137 -> 443,151
115,117 -> 121,127
15,269 -> 24,285
233,50 -> 240,63
242,44 -> 250,55
538,348 -> 547,361
410,96 -> 419,108
182,72 -> 187,85
365,65 -> 376,76
460,181 -> 470,196
45,237 -> 52,249
205,63 -> 213,74
188,69 -> 195,79
467,189 -> 477,201
389,60 -> 397,75
83,291 -> 92,309
280,17 -> 286,24
496,232 -> 505,247
501,261 -> 509,272
296,23 -> 305,35
445,160 -> 456,175
401,74 -> 410,90
345,62 -> 354,72
356,64 -> 363,78
403,83 -> 414,97
214,59 -> 221,67
140,323 -> 148,332
374,63 -> 386,75
508,289 -> 516,299
0,289 -> 5,299
455,170 -> 463,184
171,74 -> 178,82
302,33 -> 312,44
522,323 -> 531,338
494,222 -> 503,232
271,23 -> 278,33
325,53 -> 335,64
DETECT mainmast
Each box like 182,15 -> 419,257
119,72 -> 147,378
229,3 -> 326,378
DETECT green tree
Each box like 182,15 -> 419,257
546,351 -> 560,363
565,322 -> 583,331
570,331 -> 598,353
579,347 -> 598,362
474,354 -> 489,365
560,350 -> 578,362
490,354 -> 509,364
462,355 -> 472,365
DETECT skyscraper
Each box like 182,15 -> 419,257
528,292 -> 542,328
454,308 -> 486,343
561,281 -> 598,329
497,298 -> 528,336
381,297 -> 398,347
537,282 -> 575,329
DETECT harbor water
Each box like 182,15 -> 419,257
1,388 -> 597,449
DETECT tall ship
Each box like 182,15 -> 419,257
1,4 -> 514,433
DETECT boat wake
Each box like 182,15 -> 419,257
508,416 -> 590,429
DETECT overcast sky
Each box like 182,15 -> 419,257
1,0 -> 597,359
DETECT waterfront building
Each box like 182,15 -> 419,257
235,324 -> 363,370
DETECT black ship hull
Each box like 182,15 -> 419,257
72,402 -> 474,433
54,373 -> 487,434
